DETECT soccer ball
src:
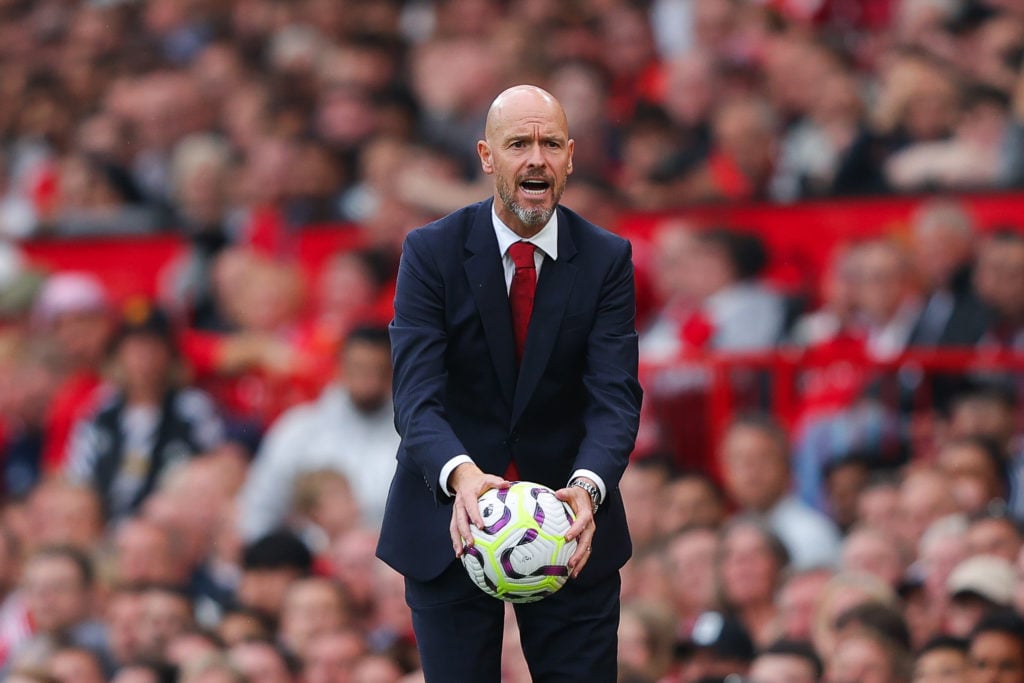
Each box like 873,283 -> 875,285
461,481 -> 577,603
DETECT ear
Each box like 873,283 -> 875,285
567,138 -> 575,175
477,140 -> 494,175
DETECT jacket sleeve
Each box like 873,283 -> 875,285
572,239 -> 643,493
389,229 -> 468,501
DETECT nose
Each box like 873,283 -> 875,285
526,141 -> 546,169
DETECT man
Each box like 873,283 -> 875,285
913,636 -> 968,683
945,555 -> 1017,638
719,413 -> 841,569
238,325 -> 399,536
967,612 -> 1024,683
676,611 -> 756,683
748,640 -> 821,683
376,85 -> 642,681
14,546 -> 108,666
65,303 -> 225,524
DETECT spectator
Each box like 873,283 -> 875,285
689,228 -> 785,351
812,572 -> 898,658
216,607 -> 273,649
676,610 -> 756,683
833,601 -> 913,654
165,628 -> 224,671
658,471 -> 727,538
906,199 -> 989,349
22,480 -> 104,554
105,585 -> 145,669
945,555 -> 1017,638
716,517 -> 789,647
966,612 -> 1024,683
111,517 -> 191,587
965,512 -> 1023,563
748,640 -> 823,683
663,526 -> 720,638
177,653 -> 245,683
776,567 -> 835,643
619,457 -> 673,553
237,325 -> 398,539
897,468 -> 960,550
937,439 -> 1009,516
840,525 -> 909,589
46,645 -> 106,683
14,546 -> 106,669
974,229 -> 1024,349
912,636 -> 968,683
227,639 -> 295,683
823,456 -> 872,533
825,627 -> 911,683
277,577 -> 350,661
719,413 -> 842,569
31,272 -> 113,475
236,530 -> 313,626
109,662 -> 177,683
617,601 -> 677,683
301,628 -> 367,683
65,303 -> 225,524
853,239 -> 922,361
351,654 -> 403,683
136,584 -> 196,663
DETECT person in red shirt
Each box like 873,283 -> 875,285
31,272 -> 114,474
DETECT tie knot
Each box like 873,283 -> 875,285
508,241 -> 536,269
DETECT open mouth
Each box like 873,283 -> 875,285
519,179 -> 550,195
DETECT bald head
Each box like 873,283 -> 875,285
484,85 -> 569,142
478,84 -> 575,237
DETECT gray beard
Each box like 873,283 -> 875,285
497,177 -> 556,227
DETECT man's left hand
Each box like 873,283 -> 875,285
555,483 -> 597,579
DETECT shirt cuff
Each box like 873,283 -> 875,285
440,454 -> 475,497
570,469 -> 606,503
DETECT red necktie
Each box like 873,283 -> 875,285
508,241 -> 537,364
505,241 -> 535,483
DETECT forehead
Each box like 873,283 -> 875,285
489,96 -> 569,139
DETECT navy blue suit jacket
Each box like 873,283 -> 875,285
376,199 -> 642,584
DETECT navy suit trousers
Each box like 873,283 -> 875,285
406,560 -> 620,683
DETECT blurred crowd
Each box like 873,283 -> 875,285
0,0 -> 1023,682
3,0 -> 1024,245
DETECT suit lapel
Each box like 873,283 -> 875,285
464,200 -> 516,410
512,208 -> 578,425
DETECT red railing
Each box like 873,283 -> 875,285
639,348 -> 1024,476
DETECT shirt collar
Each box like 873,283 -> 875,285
491,203 -> 559,261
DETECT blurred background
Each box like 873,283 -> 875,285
1,0 -> 1024,682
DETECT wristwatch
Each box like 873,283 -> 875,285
570,478 -> 600,514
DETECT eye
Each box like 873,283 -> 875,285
510,141 -> 525,149
546,140 -> 561,148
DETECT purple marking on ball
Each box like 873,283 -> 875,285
533,503 -> 545,526
497,488 -> 509,503
531,565 -> 569,577
499,528 -> 540,579
463,545 -> 485,566
483,506 -> 511,535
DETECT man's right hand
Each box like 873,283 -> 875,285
448,462 -> 510,557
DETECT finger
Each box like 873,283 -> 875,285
455,499 -> 476,547
449,511 -> 463,557
462,492 -> 486,530
565,509 -> 592,542
568,537 -> 593,577
479,475 -> 512,492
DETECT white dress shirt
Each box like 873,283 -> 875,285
438,205 -> 607,502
